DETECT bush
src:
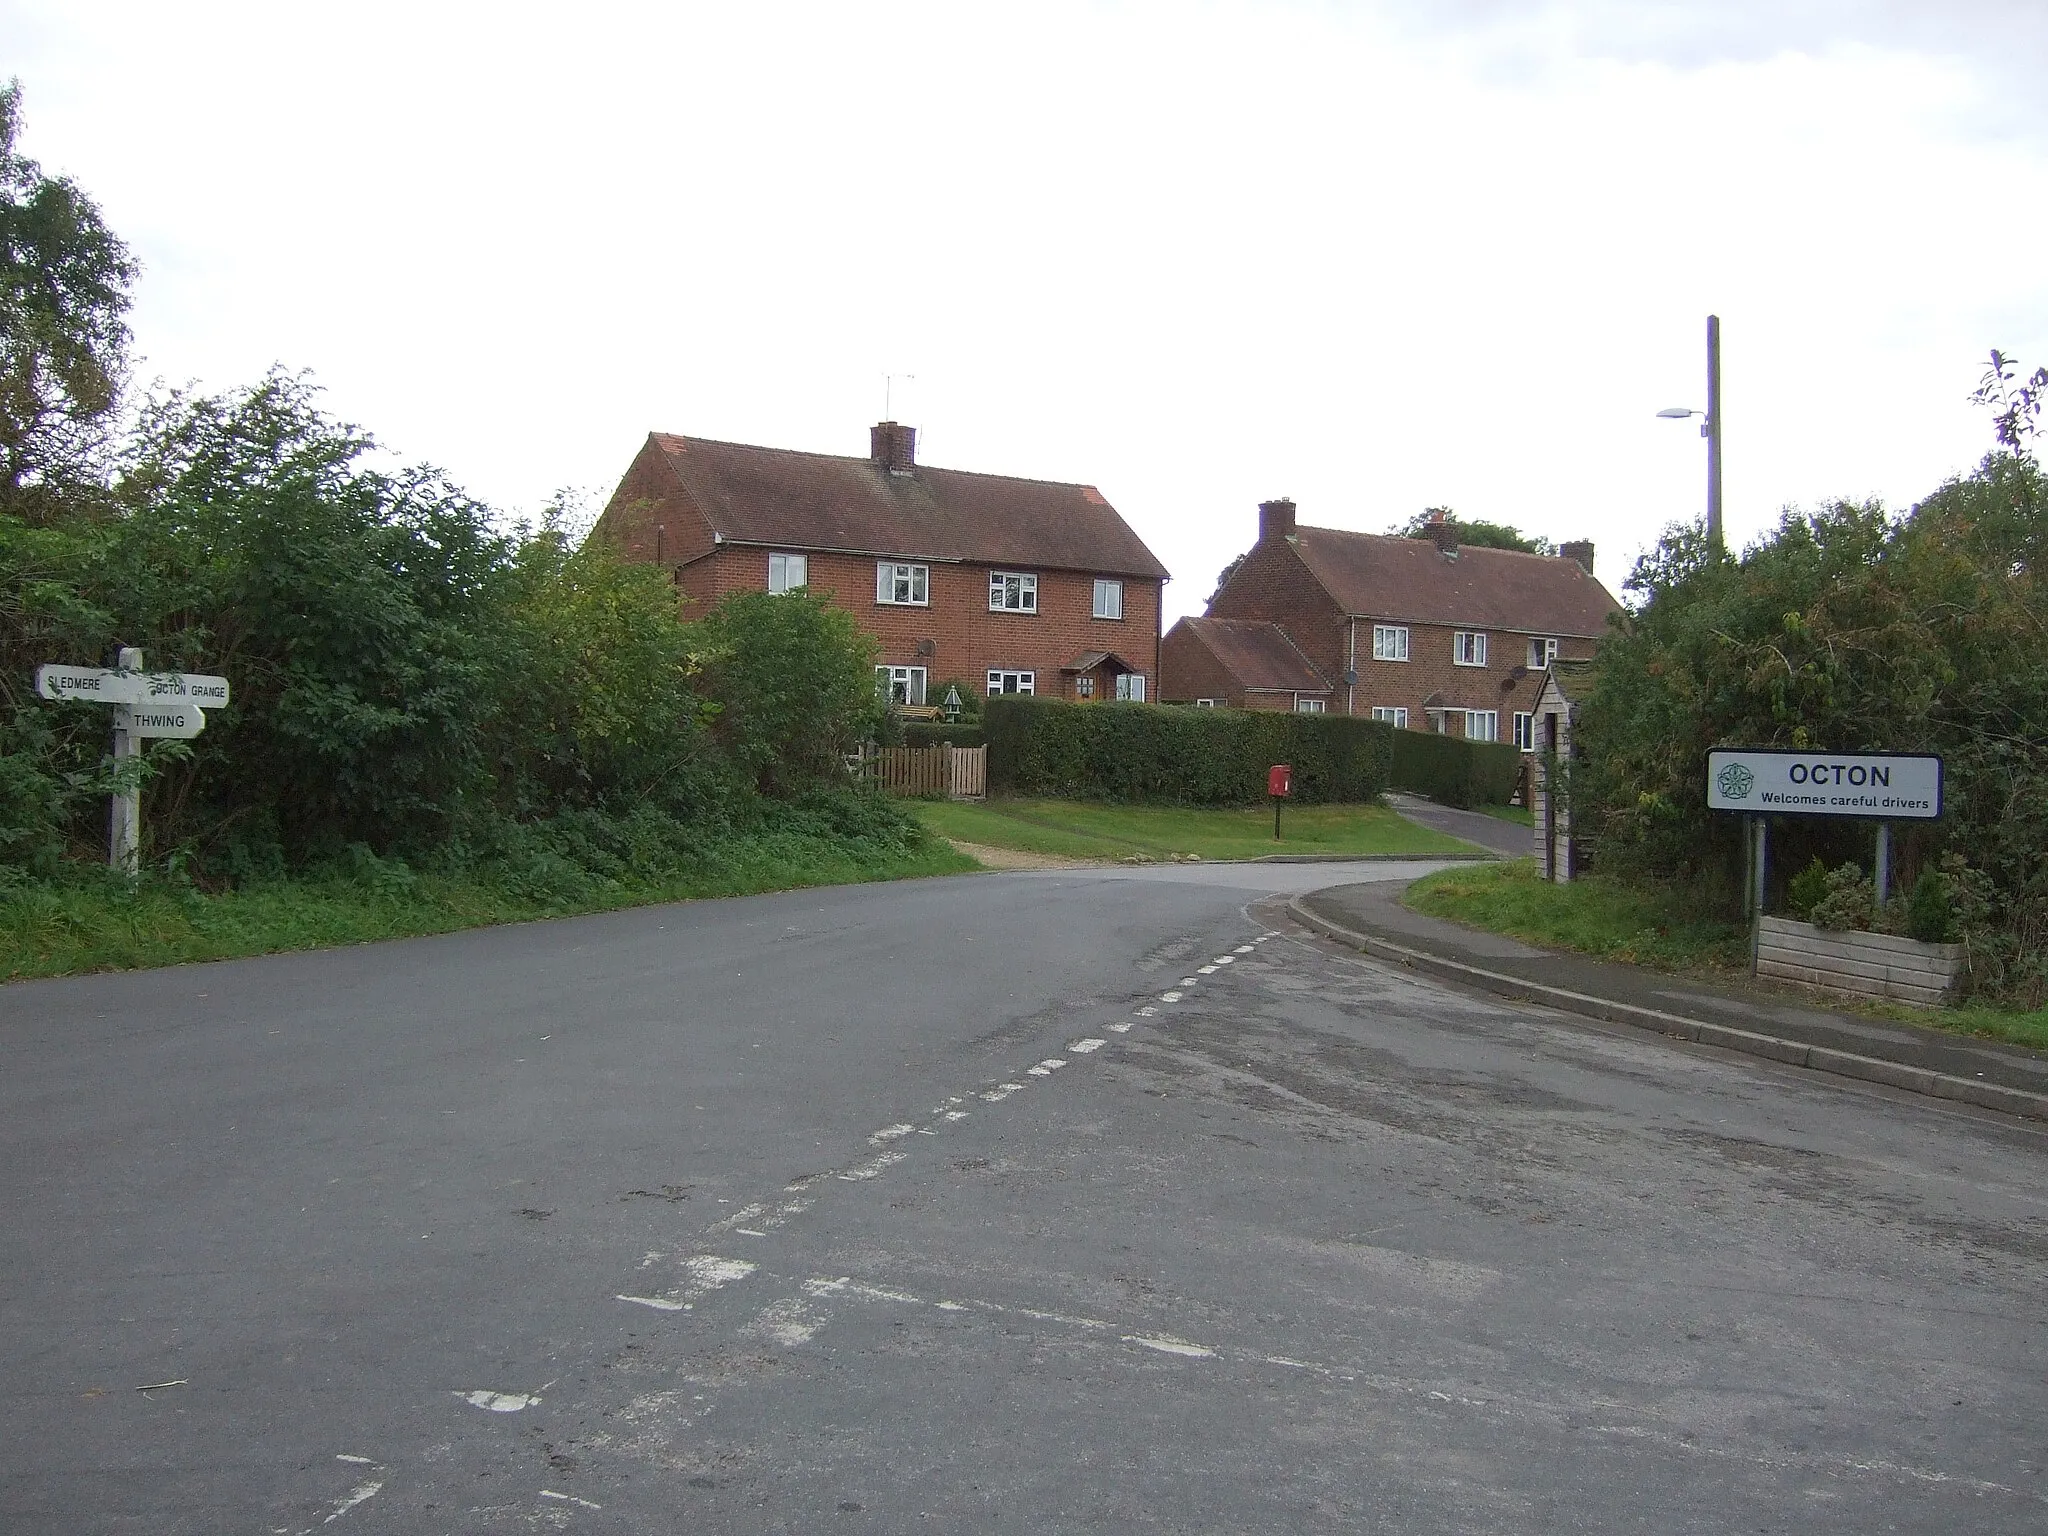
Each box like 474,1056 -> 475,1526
1905,867 -> 1955,944
1787,857 -> 1831,920
1808,863 -> 1875,932
983,697 -> 1391,805
1387,728 -> 1525,809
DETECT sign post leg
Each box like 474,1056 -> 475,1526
109,646 -> 143,876
1751,817 -> 1768,977
1874,822 -> 1891,907
1273,796 -> 1281,841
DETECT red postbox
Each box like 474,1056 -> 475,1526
1268,763 -> 1293,798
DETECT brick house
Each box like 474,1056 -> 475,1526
1163,498 -> 1620,747
1157,616 -> 1334,712
591,422 -> 1169,708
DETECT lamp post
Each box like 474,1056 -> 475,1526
1657,313 -> 1723,553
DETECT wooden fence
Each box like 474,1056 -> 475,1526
1755,915 -> 1963,1008
857,744 -> 987,800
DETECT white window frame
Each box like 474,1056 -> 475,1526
1194,697 -> 1220,708
1295,695 -> 1327,713
1514,710 -> 1535,751
1454,631 -> 1488,667
1372,624 -> 1409,662
989,571 -> 1038,613
1115,673 -> 1146,702
987,669 -> 1035,696
767,551 -> 807,593
876,561 -> 929,606
1465,709 -> 1499,742
1092,579 -> 1124,620
1075,674 -> 1096,699
1527,636 -> 1559,669
875,665 -> 927,706
1371,706 -> 1409,728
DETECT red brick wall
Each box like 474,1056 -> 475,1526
1205,538 -> 1351,705
1159,622 -> 1313,710
589,438 -> 715,572
673,546 -> 1161,701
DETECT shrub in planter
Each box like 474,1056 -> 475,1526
1905,866 -> 1955,944
1786,857 -> 1831,920
1808,862 -> 1875,932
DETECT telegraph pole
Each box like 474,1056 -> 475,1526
1706,314 -> 1723,553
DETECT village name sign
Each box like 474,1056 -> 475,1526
1706,749 -> 1942,821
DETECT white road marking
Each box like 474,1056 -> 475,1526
458,1391 -> 539,1412
734,1228 -> 767,1237
705,1203 -> 767,1233
322,1480 -> 383,1523
1125,1334 -> 1216,1359
1108,1022 -> 1132,1033
615,1293 -> 691,1312
616,1255 -> 756,1311
981,1083 -> 1026,1101
1197,966 -> 1217,974
944,1110 -> 970,1121
1136,1005 -> 1158,1016
1068,1038 -> 1105,1053
1234,945 -> 1255,954
1027,1059 -> 1066,1076
868,1123 -> 917,1145
745,1297 -> 825,1347
838,1151 -> 907,1181
1160,992 -> 1183,1003
335,1455 -> 374,1465
1214,955 -> 1235,964
1179,977 -> 1199,985
541,1490 -> 604,1509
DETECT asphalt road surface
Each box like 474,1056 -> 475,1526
4,861 -> 2046,1534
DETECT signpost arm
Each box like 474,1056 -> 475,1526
109,647 -> 142,876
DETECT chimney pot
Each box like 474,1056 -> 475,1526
1258,497 -> 1297,543
870,420 -> 917,475
1560,539 -> 1595,576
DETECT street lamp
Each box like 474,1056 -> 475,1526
1657,313 -> 1724,553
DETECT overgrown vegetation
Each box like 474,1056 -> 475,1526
984,696 -> 1393,805
1570,358 -> 2048,1008
0,86 -> 953,975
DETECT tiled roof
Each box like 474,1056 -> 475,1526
1286,527 -> 1620,637
1174,617 -> 1332,692
647,434 -> 1169,580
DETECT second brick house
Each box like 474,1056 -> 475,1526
592,421 -> 1169,708
1163,498 -> 1620,747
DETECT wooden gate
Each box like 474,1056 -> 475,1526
867,744 -> 987,800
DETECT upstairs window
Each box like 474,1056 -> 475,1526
1093,579 -> 1124,620
876,562 -> 929,606
1454,631 -> 1488,667
1527,636 -> 1559,669
767,552 -> 807,593
989,572 -> 1038,612
1372,625 -> 1409,662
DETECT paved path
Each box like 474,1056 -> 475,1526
1383,790 -> 1531,857
4,862 -> 2045,1532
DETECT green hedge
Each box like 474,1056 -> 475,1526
902,722 -> 986,749
1388,728 -> 1524,809
983,698 -> 1392,805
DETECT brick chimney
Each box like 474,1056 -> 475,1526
1258,498 -> 1297,543
871,421 -> 916,476
1560,539 -> 1594,576
1427,509 -> 1458,556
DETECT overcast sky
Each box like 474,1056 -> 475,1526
8,0 -> 2045,616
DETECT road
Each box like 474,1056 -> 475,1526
3,861 -> 2045,1533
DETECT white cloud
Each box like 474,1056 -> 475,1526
5,0 -> 2044,614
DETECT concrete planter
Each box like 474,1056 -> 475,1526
1756,916 -> 1964,1008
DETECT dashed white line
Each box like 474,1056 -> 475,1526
1027,1059 -> 1067,1076
1068,1038 -> 1106,1053
868,1123 -> 917,1146
1160,991 -> 1183,1003
1108,1022 -> 1132,1033
1125,1334 -> 1216,1359
1197,966 -> 1218,974
1136,1005 -> 1158,1017
838,1151 -> 908,1181
1213,955 -> 1235,964
458,1390 -> 540,1412
322,1480 -> 383,1524
541,1490 -> 603,1509
981,1083 -> 1026,1102
1234,944 -> 1255,954
944,1109 -> 970,1121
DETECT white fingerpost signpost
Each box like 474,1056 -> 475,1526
34,650 -> 231,875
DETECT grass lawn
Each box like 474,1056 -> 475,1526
1476,803 -> 1534,827
0,840 -> 975,983
1405,858 -> 2048,1052
914,797 -> 1482,863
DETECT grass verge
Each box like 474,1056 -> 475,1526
1404,859 -> 2048,1052
914,797 -> 1482,863
1,832 -> 974,983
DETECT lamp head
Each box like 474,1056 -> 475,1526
1656,407 -> 1699,419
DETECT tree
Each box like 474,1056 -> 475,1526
1387,507 -> 1555,555
1971,350 -> 2045,458
0,81 -> 138,524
